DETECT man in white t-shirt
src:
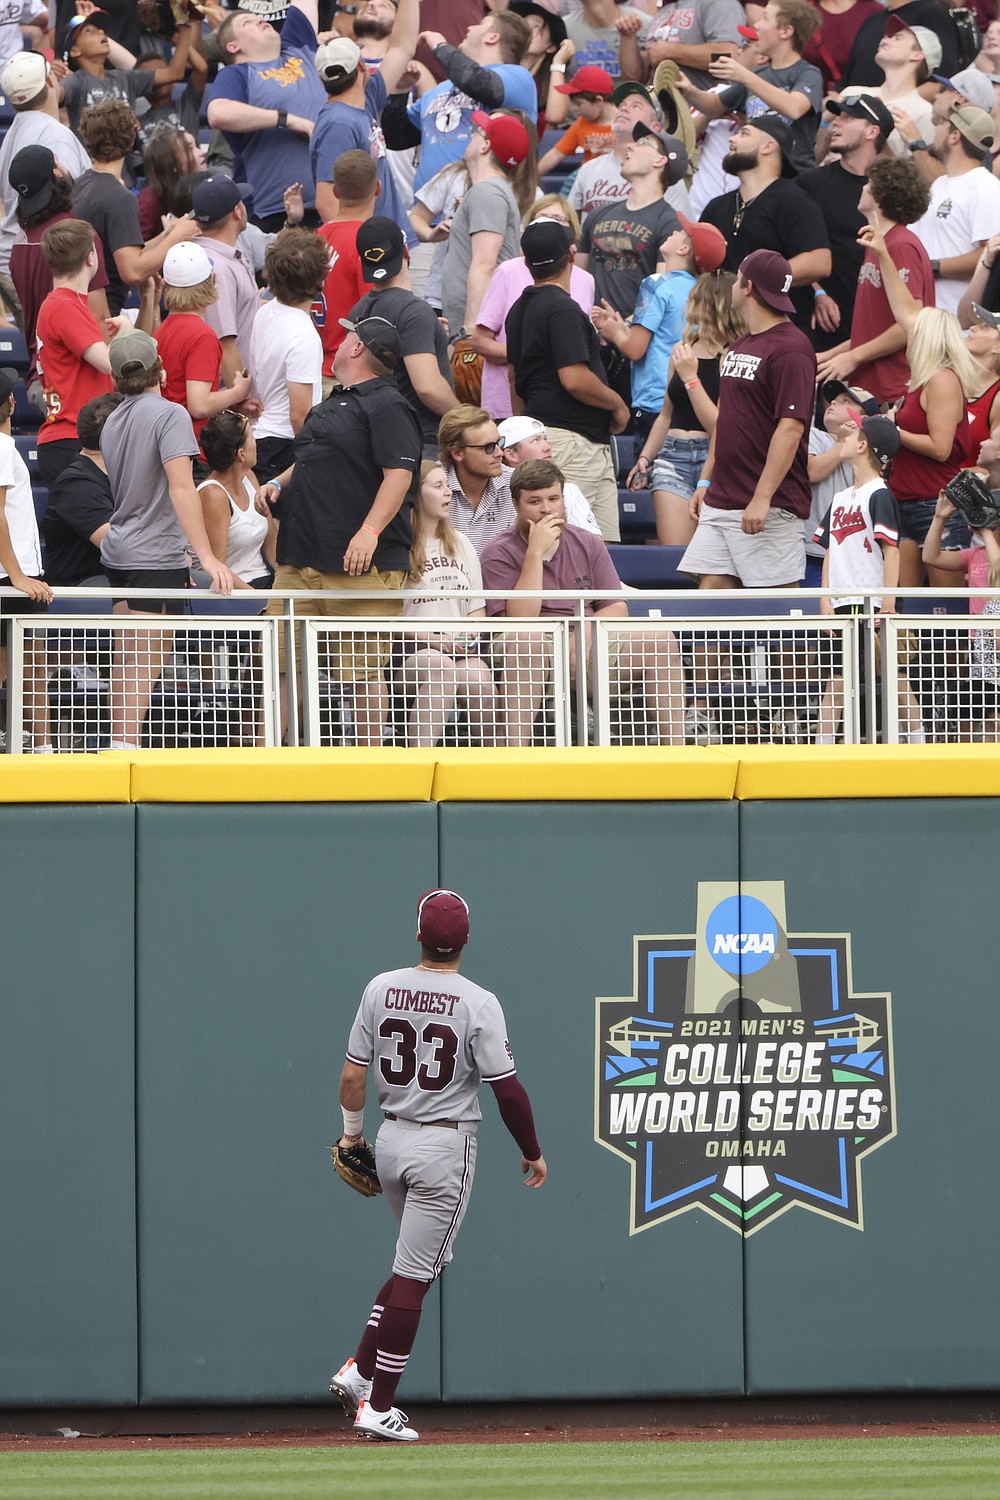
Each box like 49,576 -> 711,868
912,104 -> 1000,317
0,3 -> 46,73
250,229 -> 327,482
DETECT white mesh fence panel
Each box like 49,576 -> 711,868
882,614 -> 1000,744
299,617 -> 573,748
7,614 -> 279,752
593,615 -> 858,746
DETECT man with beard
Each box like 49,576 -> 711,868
310,0 -> 418,238
7,146 -> 110,402
350,0 -> 399,69
699,113 -> 830,336
797,94 -> 892,354
910,104 -> 1000,317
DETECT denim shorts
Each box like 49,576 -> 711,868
651,435 -> 709,503
897,498 -> 971,549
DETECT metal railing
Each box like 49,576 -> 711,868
1,586 -> 996,751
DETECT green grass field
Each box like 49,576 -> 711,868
1,1437 -> 999,1500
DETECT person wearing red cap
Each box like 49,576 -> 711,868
330,888 -> 546,1443
680,248 -> 817,588
440,111 -> 533,400
537,66 -> 617,176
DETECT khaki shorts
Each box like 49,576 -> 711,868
266,564 -> 406,680
680,504 -> 806,588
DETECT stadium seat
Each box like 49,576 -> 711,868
13,433 -> 38,477
609,543 -> 688,590
11,379 -> 40,432
0,324 -> 29,371
617,486 -> 657,542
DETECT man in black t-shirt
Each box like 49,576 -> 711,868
797,94 -> 891,353
506,220 -> 630,541
261,319 -> 420,744
43,392 -> 123,587
347,217 -> 457,458
700,112 -> 830,335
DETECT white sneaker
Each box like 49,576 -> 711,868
329,1357 -> 372,1418
353,1400 -> 419,1442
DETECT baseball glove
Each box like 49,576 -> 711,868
944,470 -> 1000,532
331,1139 -> 382,1197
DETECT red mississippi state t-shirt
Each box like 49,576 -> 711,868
36,287 -> 114,446
155,312 -> 224,441
709,321 -> 816,519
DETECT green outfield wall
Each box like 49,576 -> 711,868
1,747 -> 998,1406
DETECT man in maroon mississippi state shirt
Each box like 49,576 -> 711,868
680,248 -> 817,589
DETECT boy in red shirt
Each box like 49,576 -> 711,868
36,218 -> 128,488
155,243 -> 252,443
316,149 -> 378,396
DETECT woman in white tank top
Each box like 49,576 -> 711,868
196,412 -> 276,598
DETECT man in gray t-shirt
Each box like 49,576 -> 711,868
98,329 -> 233,748
329,888 -> 546,1443
627,0 -> 746,93
440,110 -> 529,341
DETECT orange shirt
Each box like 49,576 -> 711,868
555,116 -> 615,165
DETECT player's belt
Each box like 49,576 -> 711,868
384,1113 -> 461,1130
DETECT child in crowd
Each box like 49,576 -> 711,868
813,412 -> 924,743
156,243 -> 252,444
805,382 -> 879,587
537,65 -> 616,176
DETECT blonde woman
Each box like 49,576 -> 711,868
401,462 -> 499,747
472,195 -> 596,420
155,242 -> 251,442
628,270 -> 745,546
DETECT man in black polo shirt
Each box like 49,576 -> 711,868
505,219 -> 630,542
262,317 -> 420,744
700,112 -> 830,336
347,216 -> 458,459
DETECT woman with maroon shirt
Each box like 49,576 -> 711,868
803,0 -> 882,93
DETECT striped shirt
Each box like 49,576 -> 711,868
447,467 -> 516,556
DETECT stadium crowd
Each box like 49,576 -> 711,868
3,0 -> 1000,749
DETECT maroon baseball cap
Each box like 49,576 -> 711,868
470,110 -> 531,167
739,249 -> 795,313
417,889 -> 470,953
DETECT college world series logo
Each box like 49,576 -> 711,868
595,883 -> 896,1236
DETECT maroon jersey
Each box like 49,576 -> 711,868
708,321 -> 816,519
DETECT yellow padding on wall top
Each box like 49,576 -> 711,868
117,749 -> 439,803
729,744 -> 1000,799
430,748 -> 738,801
0,755 -> 131,802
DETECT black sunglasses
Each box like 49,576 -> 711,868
462,440 -> 501,454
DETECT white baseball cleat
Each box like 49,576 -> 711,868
353,1400 -> 419,1442
329,1357 -> 372,1419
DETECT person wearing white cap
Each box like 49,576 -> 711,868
155,242 -> 253,442
911,104 -> 1000,317
496,416 -> 601,534
0,51 -> 91,285
840,1 -> 958,92
206,0 -> 327,229
824,16 -> 937,164
310,0 -> 417,238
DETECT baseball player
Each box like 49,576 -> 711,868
330,888 -> 547,1442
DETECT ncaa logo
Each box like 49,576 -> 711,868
705,895 -> 778,976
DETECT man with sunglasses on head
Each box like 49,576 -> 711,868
439,406 -> 516,557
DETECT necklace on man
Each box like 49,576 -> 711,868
733,190 -> 758,234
